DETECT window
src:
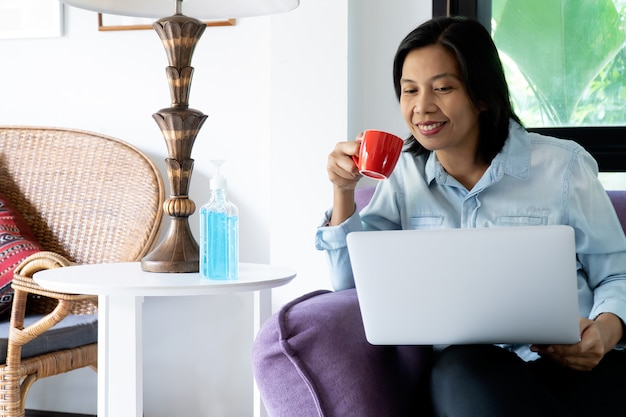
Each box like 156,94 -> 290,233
492,0 -> 626,128
432,0 -> 626,179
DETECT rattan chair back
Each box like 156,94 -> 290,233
0,126 -> 165,264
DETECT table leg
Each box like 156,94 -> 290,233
253,289 -> 272,417
98,295 -> 144,417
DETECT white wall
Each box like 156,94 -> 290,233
0,0 -> 430,415
269,0 -> 432,311
348,0 -> 432,139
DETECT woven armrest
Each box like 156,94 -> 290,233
14,252 -> 71,295
12,252 -> 98,314
8,252 -> 98,353
13,252 -> 97,303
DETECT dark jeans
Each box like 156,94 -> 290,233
430,344 -> 626,417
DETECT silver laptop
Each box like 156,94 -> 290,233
347,226 -> 580,345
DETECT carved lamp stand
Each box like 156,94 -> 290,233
141,9 -> 207,273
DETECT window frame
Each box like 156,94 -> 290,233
432,0 -> 626,172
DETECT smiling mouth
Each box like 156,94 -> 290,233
418,121 -> 446,134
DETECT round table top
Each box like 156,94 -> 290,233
34,262 -> 297,296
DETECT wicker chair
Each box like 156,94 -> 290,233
0,126 -> 165,417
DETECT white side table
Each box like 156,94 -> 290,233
34,262 -> 296,417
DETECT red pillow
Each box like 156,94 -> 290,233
0,193 -> 42,318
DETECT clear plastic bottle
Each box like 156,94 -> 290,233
199,160 -> 239,280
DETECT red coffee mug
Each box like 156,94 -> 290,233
352,130 -> 403,180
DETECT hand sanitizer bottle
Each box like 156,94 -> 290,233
199,160 -> 239,280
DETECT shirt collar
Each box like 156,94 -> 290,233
425,119 -> 530,185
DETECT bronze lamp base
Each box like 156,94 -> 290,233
141,13 -> 207,273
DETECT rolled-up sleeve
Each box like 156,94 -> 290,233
315,208 -> 363,290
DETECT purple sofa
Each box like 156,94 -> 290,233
252,186 -> 626,417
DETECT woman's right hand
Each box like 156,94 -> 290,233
327,138 -> 362,191
327,137 -> 363,226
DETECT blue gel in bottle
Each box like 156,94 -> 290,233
200,161 -> 239,280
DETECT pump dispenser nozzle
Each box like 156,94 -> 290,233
210,159 -> 226,190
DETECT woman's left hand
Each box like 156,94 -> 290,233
531,313 -> 624,371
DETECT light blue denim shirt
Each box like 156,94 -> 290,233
315,121 -> 626,360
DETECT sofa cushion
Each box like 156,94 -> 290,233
0,313 -> 98,363
252,289 -> 432,417
355,186 -> 375,212
0,193 -> 42,318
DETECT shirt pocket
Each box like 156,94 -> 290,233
494,215 -> 547,227
409,215 -> 444,229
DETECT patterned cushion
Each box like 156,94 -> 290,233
0,193 -> 42,318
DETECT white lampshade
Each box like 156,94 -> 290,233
60,0 -> 299,19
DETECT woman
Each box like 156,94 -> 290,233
316,16 -> 626,416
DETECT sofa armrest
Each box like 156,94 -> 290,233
607,190 -> 626,234
252,289 -> 432,417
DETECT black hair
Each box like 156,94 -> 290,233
393,16 -> 522,162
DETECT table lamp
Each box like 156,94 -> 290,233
58,0 -> 299,273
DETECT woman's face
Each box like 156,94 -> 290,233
400,44 -> 482,159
